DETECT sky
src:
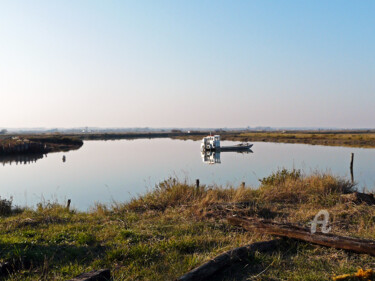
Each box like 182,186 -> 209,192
0,0 -> 374,129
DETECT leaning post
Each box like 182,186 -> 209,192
350,153 -> 354,184
66,199 -> 71,211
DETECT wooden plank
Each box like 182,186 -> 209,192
177,239 -> 280,281
228,217 -> 375,256
68,269 -> 110,281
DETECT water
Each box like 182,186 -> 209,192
1,139 -> 375,210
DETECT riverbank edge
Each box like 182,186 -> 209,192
5,130 -> 375,148
0,136 -> 83,156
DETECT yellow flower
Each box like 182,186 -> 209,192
332,268 -> 374,280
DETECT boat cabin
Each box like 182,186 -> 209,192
201,135 -> 221,151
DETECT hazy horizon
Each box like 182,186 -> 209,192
1,1 -> 374,128
3,126 -> 375,132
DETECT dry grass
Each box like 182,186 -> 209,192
124,170 -> 355,214
235,132 -> 375,148
258,169 -> 355,205
1,170 -> 375,280
123,177 -> 257,213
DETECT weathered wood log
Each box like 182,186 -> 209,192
228,216 -> 375,256
68,269 -> 110,281
340,192 -> 375,205
177,239 -> 280,281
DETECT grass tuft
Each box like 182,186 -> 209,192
258,170 -> 355,206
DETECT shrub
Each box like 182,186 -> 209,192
259,168 -> 302,186
126,177 -> 199,211
0,197 -> 13,216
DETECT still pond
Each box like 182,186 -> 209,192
1,139 -> 374,210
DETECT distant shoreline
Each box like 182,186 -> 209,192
38,130 -> 375,148
1,130 -> 375,156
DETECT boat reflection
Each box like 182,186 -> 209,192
0,153 -> 45,166
201,150 -> 221,164
201,149 -> 253,164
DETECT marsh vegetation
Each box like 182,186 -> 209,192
1,170 -> 375,280
0,135 -> 83,156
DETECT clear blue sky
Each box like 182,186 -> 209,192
1,0 -> 374,128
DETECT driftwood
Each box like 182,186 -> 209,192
340,192 -> 375,205
68,269 -> 110,281
228,216 -> 375,256
177,239 -> 281,281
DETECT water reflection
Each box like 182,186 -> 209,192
0,153 -> 45,166
201,150 -> 221,164
201,149 -> 253,164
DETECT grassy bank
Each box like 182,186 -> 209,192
227,132 -> 375,148
1,171 -> 375,280
171,131 -> 375,148
0,136 -> 83,156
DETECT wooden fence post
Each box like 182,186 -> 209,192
350,153 -> 354,184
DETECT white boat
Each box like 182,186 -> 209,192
200,135 -> 253,152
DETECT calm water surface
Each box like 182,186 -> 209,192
1,139 -> 375,210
